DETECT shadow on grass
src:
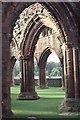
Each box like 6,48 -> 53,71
11,87 -> 79,119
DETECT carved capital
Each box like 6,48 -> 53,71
64,42 -> 73,51
72,44 -> 78,50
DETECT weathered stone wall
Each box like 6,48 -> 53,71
14,78 -> 62,87
34,33 -> 62,62
47,78 -> 62,87
35,78 -> 62,87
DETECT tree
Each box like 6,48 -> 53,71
33,61 -> 62,78
46,62 -> 62,78
50,67 -> 61,77
46,62 -> 56,77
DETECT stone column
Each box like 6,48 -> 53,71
73,47 -> 80,99
73,47 -> 80,111
17,57 -> 28,99
18,56 -> 39,100
10,66 -> 14,86
66,44 -> 75,98
2,33 -> 13,118
61,63 -> 65,90
24,59 -> 28,92
26,56 -> 40,99
60,43 -> 75,112
20,58 -> 25,93
11,69 -> 15,86
39,67 -> 48,89
61,43 -> 66,90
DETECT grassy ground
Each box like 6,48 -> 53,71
11,86 -> 79,118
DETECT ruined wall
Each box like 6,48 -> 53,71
34,29 -> 62,62
13,78 -> 62,87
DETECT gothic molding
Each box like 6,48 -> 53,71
11,3 -> 64,57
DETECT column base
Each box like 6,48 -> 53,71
59,98 -> 80,112
17,92 -> 40,100
61,86 -> 65,90
2,110 -> 13,118
74,99 -> 80,112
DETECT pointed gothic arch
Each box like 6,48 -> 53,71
2,2 -> 80,118
10,2 -> 80,113
38,47 -> 62,89
11,3 -> 79,65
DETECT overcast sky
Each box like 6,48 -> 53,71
47,52 -> 60,63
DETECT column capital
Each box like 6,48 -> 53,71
61,42 -> 73,50
72,45 -> 78,49
20,55 -> 30,60
20,55 -> 34,63
65,42 -> 73,49
61,43 -> 66,50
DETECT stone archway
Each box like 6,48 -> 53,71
12,3 -> 65,100
38,47 -> 52,89
11,2 -> 80,112
38,47 -> 62,89
2,2 -> 80,118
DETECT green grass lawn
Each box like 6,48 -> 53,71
11,86 -> 79,118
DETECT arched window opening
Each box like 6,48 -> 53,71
46,52 -> 61,78
46,52 -> 62,88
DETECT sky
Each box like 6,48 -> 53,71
47,52 -> 60,63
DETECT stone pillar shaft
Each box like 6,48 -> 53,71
20,59 -> 25,92
60,43 -> 76,112
61,43 -> 66,90
73,47 -> 80,99
10,67 -> 15,86
39,67 -> 47,88
12,69 -> 15,86
24,60 -> 28,92
2,33 -> 13,117
66,46 -> 74,98
26,57 -> 35,92
18,56 -> 39,100
61,64 -> 65,89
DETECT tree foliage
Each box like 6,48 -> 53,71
14,61 -> 62,78
34,61 -> 62,78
